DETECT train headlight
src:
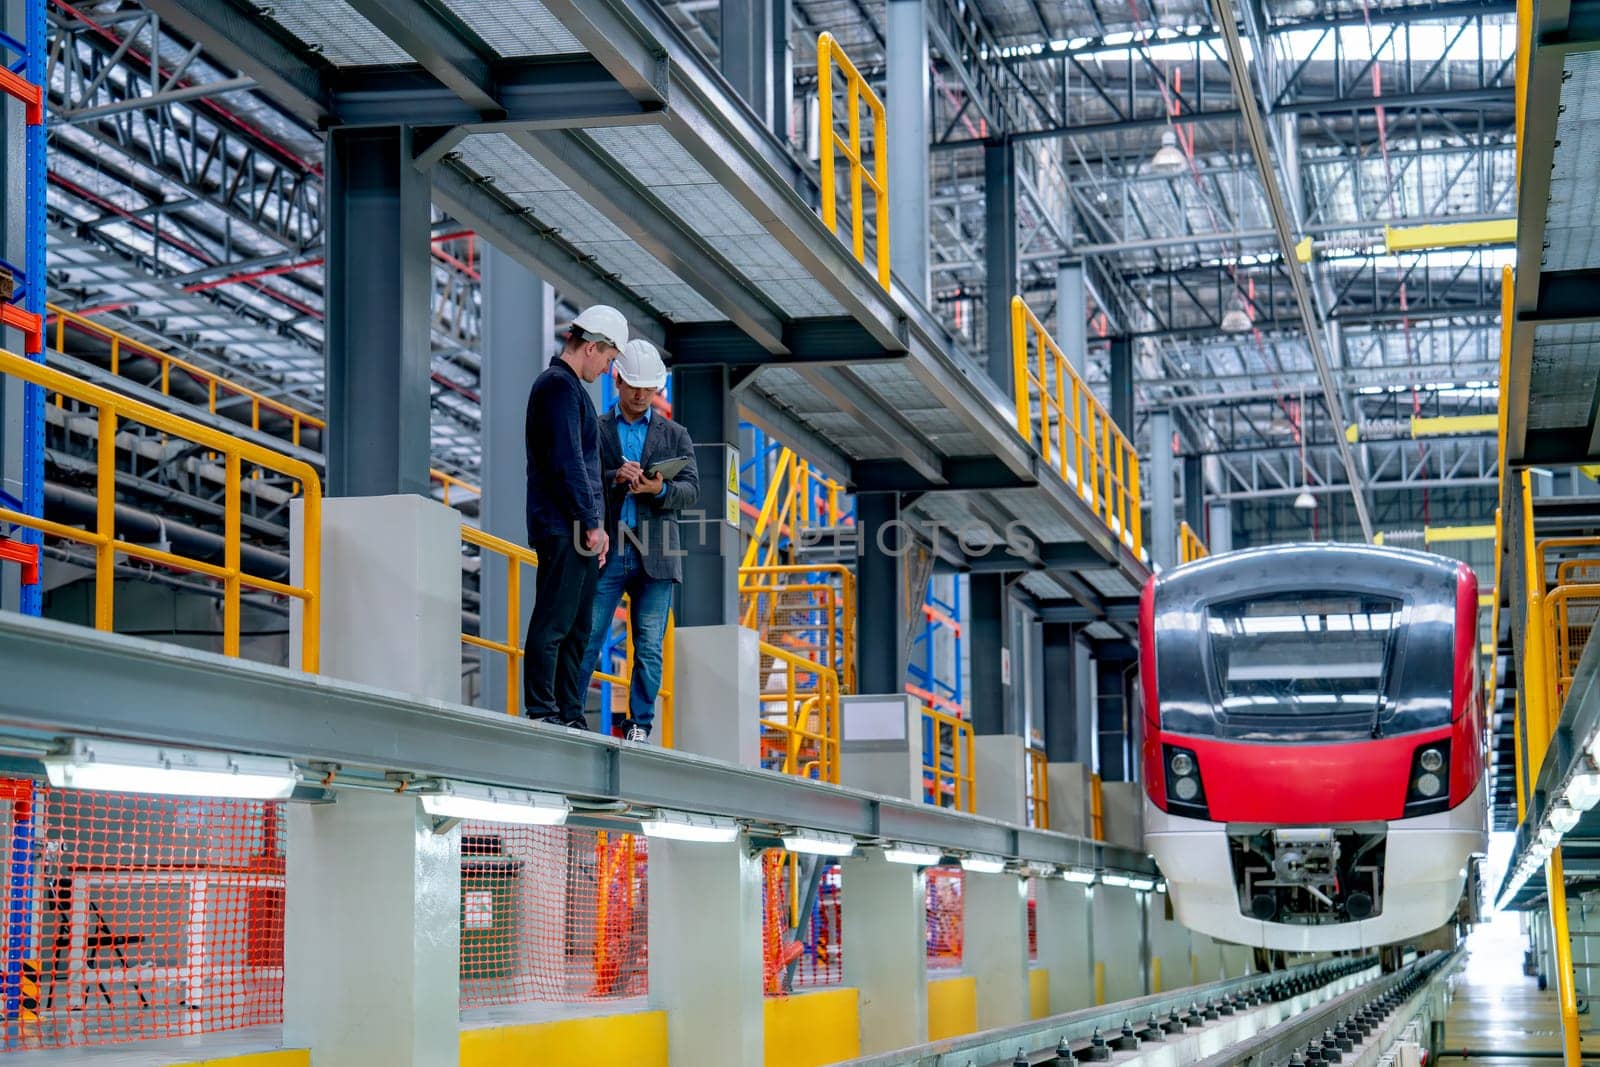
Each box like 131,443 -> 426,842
1404,739 -> 1452,815
1161,744 -> 1208,817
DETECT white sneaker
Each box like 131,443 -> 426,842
624,723 -> 650,744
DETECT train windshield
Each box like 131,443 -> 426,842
1207,591 -> 1401,723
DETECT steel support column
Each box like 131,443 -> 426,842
721,0 -> 773,130
969,571 -> 1008,735
1108,335 -> 1133,436
887,0 -> 930,302
1042,622 -> 1080,762
770,0 -> 791,142
984,138 -> 1017,389
1149,409 -> 1176,571
857,491 -> 906,694
1057,259 -> 1086,379
1095,656 -> 1132,782
325,126 -> 432,498
1183,454 -> 1205,540
1208,501 -> 1234,553
479,243 -> 553,710
674,364 -> 739,628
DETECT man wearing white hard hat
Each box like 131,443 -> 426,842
579,338 -> 699,742
523,305 -> 628,729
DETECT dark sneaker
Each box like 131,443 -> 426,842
624,723 -> 650,743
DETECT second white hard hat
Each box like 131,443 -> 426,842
570,305 -> 628,349
615,338 -> 667,389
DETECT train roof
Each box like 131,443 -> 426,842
1152,542 -> 1470,603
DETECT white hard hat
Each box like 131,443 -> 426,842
615,338 -> 667,389
570,305 -> 628,349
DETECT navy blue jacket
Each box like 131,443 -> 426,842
524,359 -> 602,542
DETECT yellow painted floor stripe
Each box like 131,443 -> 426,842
168,1053 -> 309,1067
461,1010 -> 668,1067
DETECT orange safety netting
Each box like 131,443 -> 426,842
0,782 -> 286,1051
926,867 -> 964,971
458,825 -> 648,1009
759,852 -> 844,996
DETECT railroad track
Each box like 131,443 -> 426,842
835,949 -> 1459,1067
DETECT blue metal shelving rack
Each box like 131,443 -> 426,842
0,0 -> 46,1043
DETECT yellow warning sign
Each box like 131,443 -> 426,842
725,448 -> 741,527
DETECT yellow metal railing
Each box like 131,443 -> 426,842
740,565 -> 856,694
1010,296 -> 1143,557
1090,773 -> 1106,841
461,526 -> 674,742
1025,745 -> 1050,829
922,705 -> 975,813
1516,470 -> 1585,1066
461,525 -> 535,717
1178,521 -> 1208,564
817,32 -> 889,288
759,640 -> 841,784
50,304 -> 475,505
0,347 -> 321,668
740,448 -> 847,575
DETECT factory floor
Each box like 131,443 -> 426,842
1437,911 -> 1588,1064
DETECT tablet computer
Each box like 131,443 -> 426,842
648,456 -> 692,480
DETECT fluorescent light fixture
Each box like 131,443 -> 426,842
1538,825 -> 1562,849
1566,771 -> 1600,811
1061,868 -> 1097,884
1101,873 -> 1133,888
1550,803 -> 1582,834
418,781 -> 569,826
882,843 -> 943,866
44,739 -> 299,800
781,830 -> 856,857
960,852 -> 1007,874
640,809 -> 739,844
1128,877 -> 1157,892
1020,862 -> 1057,879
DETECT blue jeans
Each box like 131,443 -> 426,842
580,542 -> 674,727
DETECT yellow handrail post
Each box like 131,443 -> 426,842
223,452 -> 242,658
816,32 -> 889,289
506,550 -> 522,717
94,407 -> 116,631
1010,296 -> 1031,439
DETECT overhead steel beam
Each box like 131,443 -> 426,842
512,128 -> 787,353
1208,0 -> 1374,542
330,58 -> 660,130
141,0 -> 330,125
343,0 -> 500,115
429,162 -> 665,344
664,319 -> 900,367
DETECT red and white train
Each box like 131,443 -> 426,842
1140,544 -> 1488,951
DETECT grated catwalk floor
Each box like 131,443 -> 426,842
1438,911 -> 1589,1064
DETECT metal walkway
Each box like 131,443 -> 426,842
146,0 -> 1149,622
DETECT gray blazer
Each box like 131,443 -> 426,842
597,409 -> 699,582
